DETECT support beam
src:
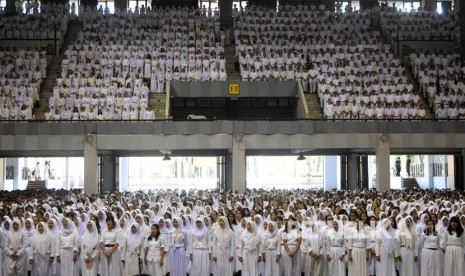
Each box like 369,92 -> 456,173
347,154 -> 359,190
101,154 -> 116,193
231,134 -> 246,193
84,134 -> 98,194
119,157 -> 129,192
324,156 -> 338,189
376,134 -> 391,192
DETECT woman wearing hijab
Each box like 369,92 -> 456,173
375,218 -> 396,276
282,216 -> 302,276
262,221 -> 281,276
395,217 -> 418,276
348,218 -> 369,276
161,218 -> 172,276
99,216 -> 121,276
29,222 -> 53,276
121,223 -> 143,276
238,220 -> 262,276
47,218 -> 59,276
443,216 -> 465,275
189,217 -> 210,276
81,221 -> 100,276
366,216 -> 378,276
304,221 -> 325,276
326,219 -> 345,276
5,219 -> 27,276
23,218 -> 36,275
56,217 -> 80,276
420,220 -> 442,276
212,216 -> 235,276
204,216 -> 216,275
145,224 -> 165,276
169,216 -> 188,276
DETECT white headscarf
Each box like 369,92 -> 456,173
377,218 -> 395,253
127,222 -> 142,250
264,221 -> 277,238
24,218 -> 36,238
31,222 -> 52,255
59,218 -> 75,237
82,221 -> 99,250
214,216 -> 233,250
192,217 -> 208,239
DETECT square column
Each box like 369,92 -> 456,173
232,134 -> 246,193
324,156 -> 338,189
376,134 -> 391,192
84,134 -> 98,194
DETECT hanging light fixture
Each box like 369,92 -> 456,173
297,152 -> 306,161
163,153 -> 171,161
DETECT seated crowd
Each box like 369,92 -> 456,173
0,188 -> 464,276
0,47 -> 46,120
409,49 -> 465,119
45,7 -> 226,121
0,5 -> 69,42
234,5 -> 425,120
379,5 -> 458,42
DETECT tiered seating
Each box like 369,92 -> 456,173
0,9 -> 69,41
234,5 -> 426,120
410,49 -> 465,119
379,6 -> 458,42
46,7 -> 226,121
0,47 -> 46,120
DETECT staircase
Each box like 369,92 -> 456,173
34,22 -> 82,120
149,94 -> 168,120
402,178 -> 420,190
26,180 -> 46,190
305,94 -> 324,119
225,44 -> 241,81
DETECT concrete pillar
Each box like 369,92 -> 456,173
324,156 -> 338,189
5,0 -> 16,14
376,134 -> 391,192
114,0 -> 127,12
347,153 -> 359,190
424,0 -> 437,11
460,2 -> 465,59
83,134 -> 98,194
447,155 -> 455,189
219,0 -> 232,19
425,155 -> 434,189
119,157 -> 129,192
232,134 -> 246,193
323,0 -> 335,12
101,154 -> 116,193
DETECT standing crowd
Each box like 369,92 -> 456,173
0,188 -> 464,276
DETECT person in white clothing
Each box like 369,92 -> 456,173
238,221 -> 262,276
5,220 -> 27,276
56,218 -> 80,276
144,224 -> 165,276
262,221 -> 281,276
443,216 -> 465,276
420,220 -> 442,276
29,222 -> 53,276
99,216 -> 121,276
80,221 -> 100,276
212,216 -> 234,276
121,223 -> 143,276
189,217 -> 210,276
395,217 -> 418,276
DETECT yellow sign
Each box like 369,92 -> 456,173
229,84 -> 240,95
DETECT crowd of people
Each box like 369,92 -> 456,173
0,3 -> 69,41
409,49 -> 465,119
45,7 -> 226,121
379,6 -> 458,42
0,188 -> 464,276
233,5 -> 428,120
0,47 -> 46,121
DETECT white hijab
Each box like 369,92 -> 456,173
82,221 -> 99,249
127,222 -> 142,250
214,216 -> 233,250
192,217 -> 208,239
31,222 -> 52,255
